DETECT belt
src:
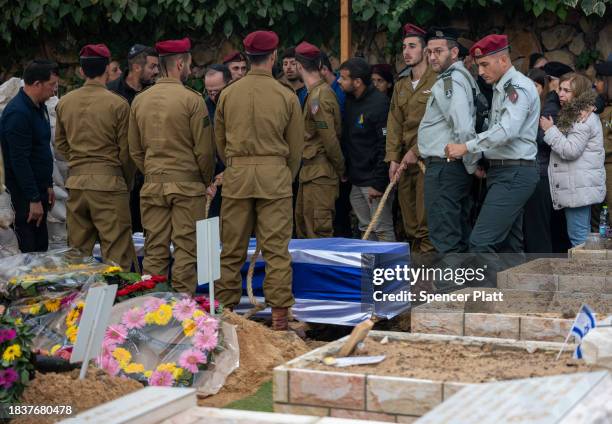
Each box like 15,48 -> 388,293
227,156 -> 286,166
144,172 -> 202,183
69,164 -> 122,176
423,157 -> 447,165
303,155 -> 329,165
487,159 -> 536,167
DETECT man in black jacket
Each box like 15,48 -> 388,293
338,58 -> 395,241
1,60 -> 58,252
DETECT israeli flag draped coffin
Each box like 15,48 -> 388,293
232,238 -> 411,326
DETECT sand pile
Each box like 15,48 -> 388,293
199,311 -> 309,406
14,368 -> 143,424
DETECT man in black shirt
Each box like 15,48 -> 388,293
108,44 -> 159,233
338,58 -> 395,241
1,60 -> 59,252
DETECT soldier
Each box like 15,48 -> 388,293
294,41 -> 345,238
445,34 -> 540,253
386,23 -> 438,254
55,44 -> 137,269
222,51 -> 248,81
418,28 -> 481,253
215,31 -> 304,330
128,37 -> 215,293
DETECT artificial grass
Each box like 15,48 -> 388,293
224,380 -> 274,412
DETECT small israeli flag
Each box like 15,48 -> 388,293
556,303 -> 597,361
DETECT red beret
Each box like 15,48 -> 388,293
222,50 -> 245,64
155,37 -> 191,56
243,31 -> 279,55
295,41 -> 321,60
79,44 -> 111,59
470,34 -> 509,58
403,23 -> 426,38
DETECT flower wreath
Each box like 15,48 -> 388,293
115,275 -> 169,301
0,315 -> 34,403
97,296 -> 221,387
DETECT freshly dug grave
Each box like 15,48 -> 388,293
14,368 -> 143,424
198,312 -> 309,407
310,338 -> 594,383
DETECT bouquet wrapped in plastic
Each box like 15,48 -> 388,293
97,293 -> 238,395
0,314 -> 34,403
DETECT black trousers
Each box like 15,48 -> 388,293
523,175 -> 553,254
333,180 -> 353,237
9,186 -> 49,253
130,171 -> 144,233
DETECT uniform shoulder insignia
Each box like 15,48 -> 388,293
504,80 -> 519,104
442,75 -> 453,98
311,97 -> 320,115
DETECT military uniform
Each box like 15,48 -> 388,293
386,65 -> 437,253
215,31 -> 304,315
461,36 -> 539,252
128,38 -> 215,293
55,44 -> 137,270
296,79 -> 344,238
419,52 -> 480,253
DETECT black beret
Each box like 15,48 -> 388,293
594,60 -> 612,77
542,61 -> 574,78
426,27 -> 460,43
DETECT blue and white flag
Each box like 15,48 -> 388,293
571,304 -> 597,359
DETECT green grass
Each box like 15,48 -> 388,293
224,380 -> 274,412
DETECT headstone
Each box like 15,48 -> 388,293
416,371 -> 611,424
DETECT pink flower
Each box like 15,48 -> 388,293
104,324 -> 127,345
60,292 -> 79,307
122,308 -> 146,329
4,328 -> 16,341
172,298 -> 197,321
2,368 -> 18,388
195,315 -> 219,332
148,370 -> 174,387
193,329 -> 218,352
143,297 -> 165,312
98,354 -> 120,376
178,348 -> 207,373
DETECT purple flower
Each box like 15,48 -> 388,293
3,329 -> 16,341
2,368 -> 18,389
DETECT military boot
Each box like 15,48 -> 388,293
271,307 -> 289,331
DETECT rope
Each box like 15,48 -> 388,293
243,243 -> 266,319
362,160 -> 425,241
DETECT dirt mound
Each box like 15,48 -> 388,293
15,368 -> 143,424
200,311 -> 309,407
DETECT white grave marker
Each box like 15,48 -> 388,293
196,217 -> 221,316
70,284 -> 118,379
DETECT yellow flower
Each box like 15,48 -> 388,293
182,319 -> 196,337
28,304 -> 41,315
2,344 -> 22,362
76,301 -> 85,309
144,312 -> 156,325
66,326 -> 79,343
157,362 -> 176,373
144,370 -> 152,378
104,266 -> 122,273
112,347 -> 132,367
172,367 -> 183,380
8,277 -> 17,285
153,304 -> 173,326
44,298 -> 61,312
124,363 -> 145,374
15,318 -> 22,326
50,344 -> 62,355
193,310 -> 205,319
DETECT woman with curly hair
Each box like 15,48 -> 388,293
540,73 -> 606,246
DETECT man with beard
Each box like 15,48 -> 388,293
386,23 -> 438,254
128,37 -> 216,294
418,28 -> 481,253
282,47 -> 308,107
108,44 -> 159,233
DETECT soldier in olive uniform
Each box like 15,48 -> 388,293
446,35 -> 539,253
55,44 -> 138,270
215,31 -> 304,330
294,41 -> 345,238
128,38 -> 215,293
418,28 -> 481,253
386,24 -> 438,254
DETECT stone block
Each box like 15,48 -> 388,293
558,275 -> 605,294
289,369 -> 365,409
443,382 -> 473,400
520,316 -> 573,342
329,408 -> 395,422
273,367 -> 289,403
411,311 -> 464,336
569,247 -> 608,261
367,375 -> 442,416
396,416 -> 421,423
464,313 -> 520,339
274,403 -> 330,417
503,272 -> 557,292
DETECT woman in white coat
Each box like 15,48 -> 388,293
540,73 -> 606,247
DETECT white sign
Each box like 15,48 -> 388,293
196,217 -> 221,315
70,284 -> 118,379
